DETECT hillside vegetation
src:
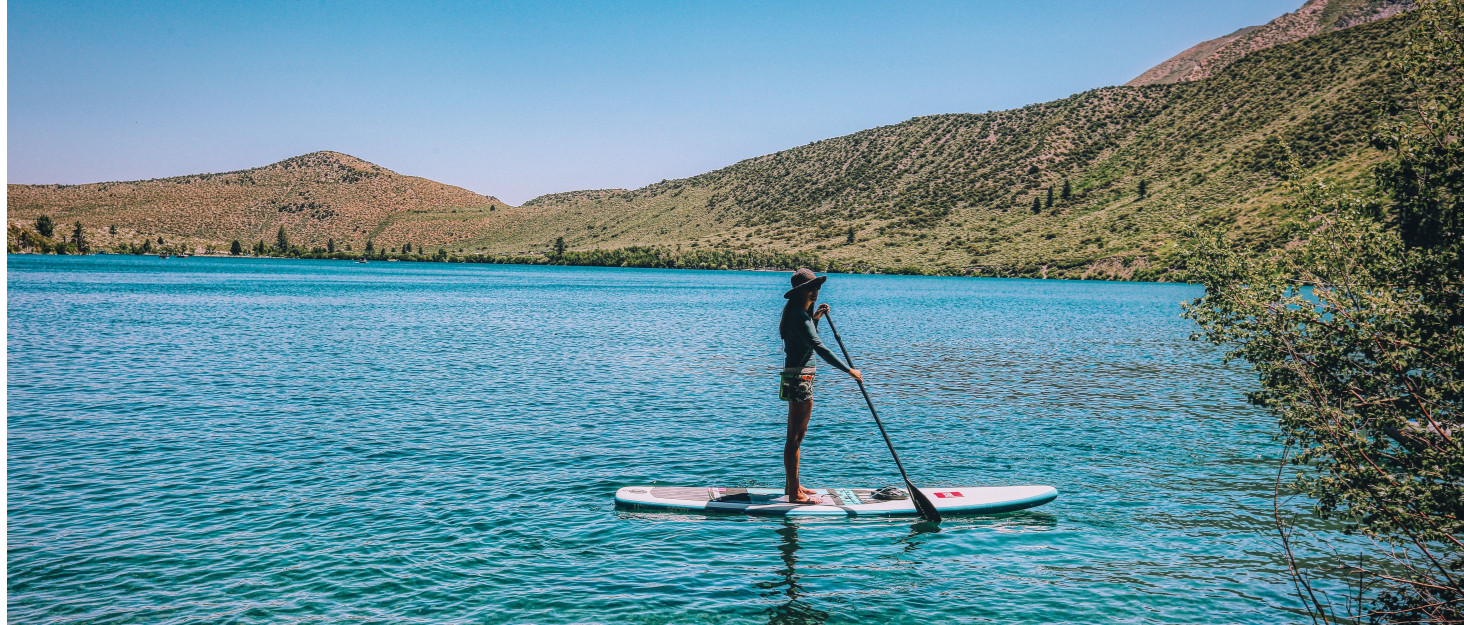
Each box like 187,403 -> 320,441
7,151 -> 508,253
8,5 -> 1418,278
481,11 -> 1412,279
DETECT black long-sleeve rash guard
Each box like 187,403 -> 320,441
779,299 -> 851,373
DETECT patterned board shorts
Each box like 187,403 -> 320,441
779,367 -> 816,403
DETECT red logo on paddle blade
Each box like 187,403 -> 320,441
933,491 -> 964,498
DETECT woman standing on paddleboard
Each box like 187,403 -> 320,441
779,268 -> 861,504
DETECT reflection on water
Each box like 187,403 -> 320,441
756,513 -> 1060,625
762,522 -> 830,625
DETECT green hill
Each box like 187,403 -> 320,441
477,10 -> 1411,279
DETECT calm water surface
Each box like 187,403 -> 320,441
9,255 -> 1300,623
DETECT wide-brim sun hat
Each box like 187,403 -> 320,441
784,267 -> 827,299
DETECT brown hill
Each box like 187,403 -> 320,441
1127,0 -> 1412,86
6,151 -> 507,251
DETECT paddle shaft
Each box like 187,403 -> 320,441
822,313 -> 942,523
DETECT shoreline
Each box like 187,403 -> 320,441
7,249 -> 1186,284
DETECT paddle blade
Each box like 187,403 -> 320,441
907,481 -> 943,524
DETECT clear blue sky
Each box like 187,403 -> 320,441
9,0 -> 1302,205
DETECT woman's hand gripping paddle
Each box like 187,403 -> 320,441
823,312 -> 943,524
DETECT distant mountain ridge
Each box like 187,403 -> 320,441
7,151 -> 507,251
1127,0 -> 1413,86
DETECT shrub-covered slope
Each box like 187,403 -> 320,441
494,12 -> 1410,278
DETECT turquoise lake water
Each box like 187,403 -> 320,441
8,254 -> 1308,623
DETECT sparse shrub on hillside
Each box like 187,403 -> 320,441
9,226 -> 48,253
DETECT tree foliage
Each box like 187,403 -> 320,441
1183,2 -> 1462,621
71,221 -> 87,253
1374,0 -> 1464,253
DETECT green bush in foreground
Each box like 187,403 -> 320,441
1182,2 -> 1461,621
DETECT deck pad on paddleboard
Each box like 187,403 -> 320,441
615,485 -> 1057,517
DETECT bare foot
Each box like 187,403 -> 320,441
799,486 -> 818,497
788,494 -> 820,505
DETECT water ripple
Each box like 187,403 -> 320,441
8,255 -> 1343,623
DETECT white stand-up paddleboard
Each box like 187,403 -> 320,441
615,485 -> 1057,517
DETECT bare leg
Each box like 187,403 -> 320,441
785,399 -> 816,503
